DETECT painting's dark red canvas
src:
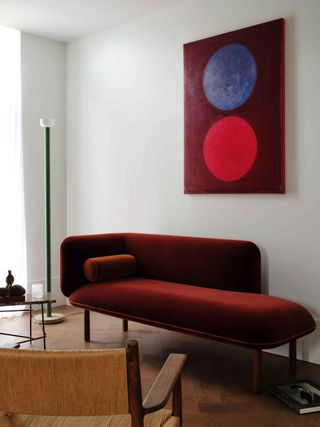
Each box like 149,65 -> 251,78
184,19 -> 285,193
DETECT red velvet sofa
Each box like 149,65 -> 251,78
60,233 -> 316,392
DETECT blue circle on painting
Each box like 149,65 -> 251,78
203,43 -> 257,110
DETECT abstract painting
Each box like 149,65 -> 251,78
184,19 -> 285,193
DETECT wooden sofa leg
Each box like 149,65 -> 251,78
123,319 -> 128,332
253,349 -> 262,393
289,340 -> 297,376
84,310 -> 90,342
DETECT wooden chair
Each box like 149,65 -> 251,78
0,340 -> 186,427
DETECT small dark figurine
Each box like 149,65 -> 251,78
6,270 -> 14,285
5,270 -> 14,297
0,270 -> 26,298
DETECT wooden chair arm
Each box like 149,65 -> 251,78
143,353 -> 187,414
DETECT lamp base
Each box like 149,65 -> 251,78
34,312 -> 64,324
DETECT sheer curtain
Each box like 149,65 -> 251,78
0,26 -> 27,317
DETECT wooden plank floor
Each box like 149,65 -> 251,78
1,305 -> 320,426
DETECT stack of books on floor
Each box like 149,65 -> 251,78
269,379 -> 320,414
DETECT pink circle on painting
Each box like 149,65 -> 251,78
203,116 -> 257,182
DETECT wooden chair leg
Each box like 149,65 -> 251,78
84,309 -> 90,342
172,376 -> 182,426
123,319 -> 128,332
127,340 -> 144,427
253,349 -> 262,393
289,340 -> 297,376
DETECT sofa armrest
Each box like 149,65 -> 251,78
60,233 -> 126,296
143,353 -> 187,415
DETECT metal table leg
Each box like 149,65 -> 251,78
29,303 -> 32,345
41,303 -> 46,350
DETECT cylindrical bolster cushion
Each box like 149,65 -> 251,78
83,254 -> 137,282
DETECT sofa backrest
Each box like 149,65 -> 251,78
60,232 -> 261,296
124,233 -> 261,293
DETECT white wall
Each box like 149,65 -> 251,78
21,33 -> 66,305
66,0 -> 320,361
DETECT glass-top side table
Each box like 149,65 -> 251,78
0,293 -> 56,349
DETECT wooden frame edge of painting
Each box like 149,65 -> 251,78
184,18 -> 285,194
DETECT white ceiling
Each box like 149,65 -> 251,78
0,0 -> 187,42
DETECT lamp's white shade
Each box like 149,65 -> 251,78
40,118 -> 55,128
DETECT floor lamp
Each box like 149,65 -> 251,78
35,118 -> 64,324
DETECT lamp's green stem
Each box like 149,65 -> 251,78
44,127 -> 52,317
